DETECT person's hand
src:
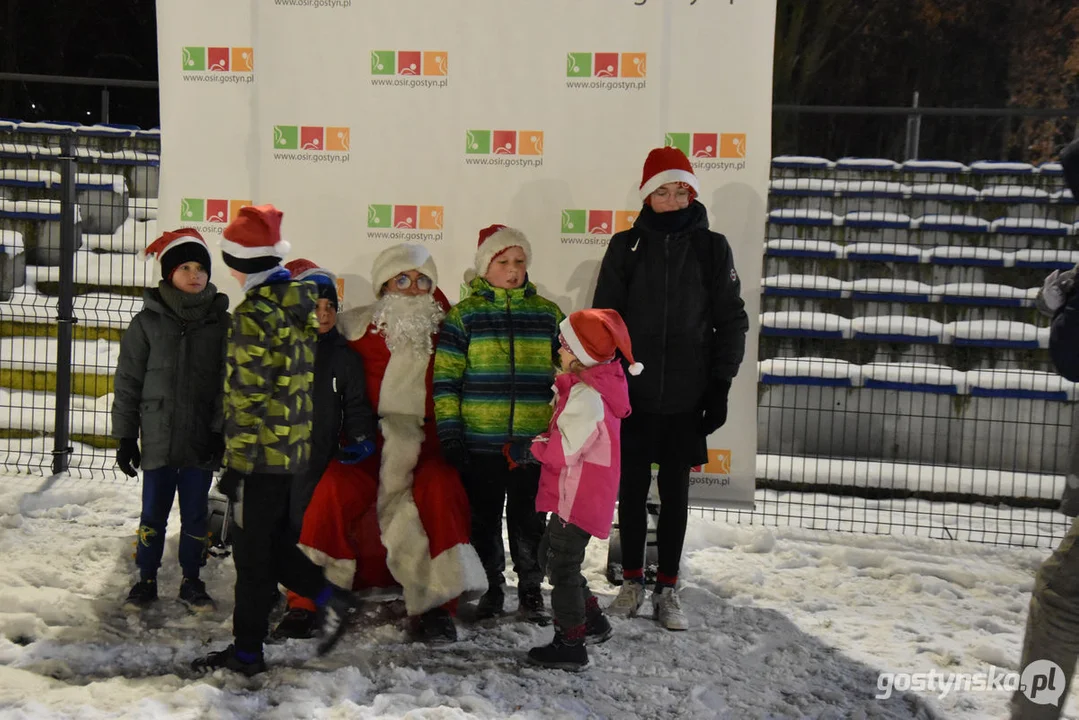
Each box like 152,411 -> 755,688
502,439 -> 538,470
217,468 -> 244,502
442,440 -> 470,475
701,379 -> 732,436
1041,268 -> 1077,313
339,437 -> 375,465
116,438 -> 141,477
202,433 -> 225,469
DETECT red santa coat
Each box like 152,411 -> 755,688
296,290 -> 487,616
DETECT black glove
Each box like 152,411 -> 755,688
702,379 -> 732,436
217,468 -> 244,502
202,433 -> 225,469
116,437 -> 141,478
502,439 -> 537,470
442,439 -> 470,475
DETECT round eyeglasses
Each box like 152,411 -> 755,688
392,272 -> 433,291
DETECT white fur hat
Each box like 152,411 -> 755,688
371,243 -> 438,298
464,224 -> 532,283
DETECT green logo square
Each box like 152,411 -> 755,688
665,132 -> 690,156
274,125 -> 299,149
566,52 -> 591,77
561,210 -> 586,234
180,198 -> 204,222
466,129 -> 490,154
371,51 -> 395,75
182,47 -> 206,71
367,204 -> 392,228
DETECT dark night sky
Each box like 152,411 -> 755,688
0,1 -> 160,127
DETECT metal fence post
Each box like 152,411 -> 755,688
904,91 -> 921,160
51,134 -> 77,475
100,87 -> 110,125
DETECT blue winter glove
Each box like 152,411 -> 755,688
339,438 -> 375,465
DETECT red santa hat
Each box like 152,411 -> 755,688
371,242 -> 439,298
559,308 -> 643,375
142,228 -> 212,281
639,146 -> 700,203
466,224 -> 532,282
285,258 -> 338,308
220,204 -> 290,272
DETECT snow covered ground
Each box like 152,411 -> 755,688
0,469 -> 1074,719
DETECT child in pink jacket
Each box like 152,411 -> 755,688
505,308 -> 640,671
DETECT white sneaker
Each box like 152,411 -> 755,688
607,581 -> 645,617
652,586 -> 689,631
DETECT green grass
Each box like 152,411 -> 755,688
0,428 -> 116,449
33,283 -> 146,299
0,367 -> 113,396
0,320 -> 123,342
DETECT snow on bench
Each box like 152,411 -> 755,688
765,239 -> 845,259
768,209 -> 837,226
0,230 -> 24,257
760,312 -> 851,339
850,316 -> 945,344
900,160 -> 969,174
861,362 -> 965,394
945,320 -> 1048,349
769,178 -> 840,197
965,369 -> 1077,401
1038,162 -> 1063,177
969,161 -> 1035,176
74,124 -> 140,139
849,278 -> 933,303
28,249 -> 157,288
844,243 -> 922,263
835,157 -> 901,172
128,197 -> 157,221
758,358 -> 859,387
83,218 -> 158,254
0,143 -> 60,159
837,181 -> 910,198
771,156 -> 835,170
1012,249 -> 1079,270
762,274 -> 847,299
979,186 -> 1051,204
924,246 -> 1008,267
0,171 -> 127,194
0,336 -> 120,375
990,218 -> 1072,236
0,389 -> 112,436
909,183 -> 980,202
934,283 -> 1034,308
0,288 -> 142,329
0,199 -> 81,222
74,148 -> 160,167
914,214 -> 991,233
843,211 -> 912,229
13,121 -> 79,134
1051,189 -> 1076,204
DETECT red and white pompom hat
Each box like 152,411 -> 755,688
465,223 -> 532,282
219,204 -> 290,270
142,227 -> 212,280
638,146 -> 700,203
559,308 -> 643,375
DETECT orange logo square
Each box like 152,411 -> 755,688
231,47 -> 254,72
336,277 -> 346,307
518,130 -> 543,156
326,127 -> 350,151
229,200 -> 251,221
418,205 -> 444,230
614,211 -> 637,232
621,53 -> 646,78
719,133 -> 746,159
705,449 -> 732,474
423,51 -> 448,76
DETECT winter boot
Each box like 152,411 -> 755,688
608,578 -> 645,617
518,586 -> 551,626
652,585 -> 689,631
409,607 -> 458,644
179,577 -> 215,613
124,578 -> 158,610
271,607 -> 317,640
191,644 -> 267,677
315,584 -> 358,656
584,597 -> 613,645
474,585 -> 505,621
527,624 -> 589,671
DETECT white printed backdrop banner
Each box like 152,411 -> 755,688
156,0 -> 776,509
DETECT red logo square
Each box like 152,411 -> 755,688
692,133 -> 718,158
207,47 -> 230,72
593,53 -> 619,77
300,126 -> 324,150
205,199 -> 229,223
393,205 -> 418,229
493,130 -> 517,155
397,51 -> 421,75
588,210 -> 613,234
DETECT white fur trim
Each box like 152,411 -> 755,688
219,236 -> 290,259
297,544 -> 356,589
371,243 -> 438,298
139,235 -> 206,261
378,330 -> 430,418
336,304 -> 375,341
628,361 -> 644,375
292,267 -> 337,284
639,168 -> 700,201
557,383 -> 605,457
474,227 -> 531,277
559,316 -> 600,367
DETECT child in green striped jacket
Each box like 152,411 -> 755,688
434,224 -> 565,624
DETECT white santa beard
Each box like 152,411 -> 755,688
372,293 -> 443,420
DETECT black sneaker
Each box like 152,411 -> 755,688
124,578 -> 158,610
191,644 -> 267,677
585,608 -> 612,645
518,586 -> 551,626
527,625 -> 589,671
474,586 -> 505,621
271,607 -> 317,640
409,607 -> 457,644
179,578 -> 215,613
315,585 -> 357,656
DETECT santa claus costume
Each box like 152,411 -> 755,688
296,243 -> 487,642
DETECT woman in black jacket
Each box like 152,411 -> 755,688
592,146 -> 748,631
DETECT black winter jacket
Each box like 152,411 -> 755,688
306,326 -> 376,483
592,202 -> 749,415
